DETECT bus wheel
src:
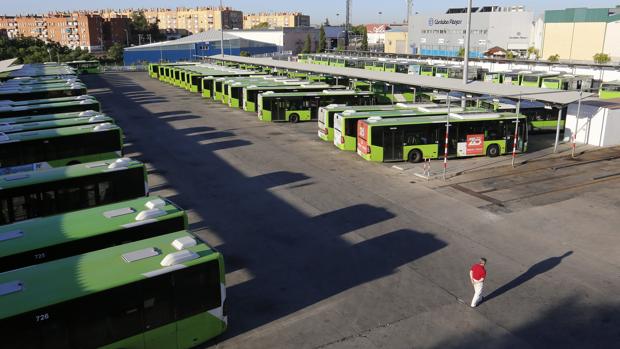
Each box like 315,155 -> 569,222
289,114 -> 300,123
486,144 -> 500,158
408,149 -> 423,163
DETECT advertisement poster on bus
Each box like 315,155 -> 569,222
357,121 -> 370,155
457,134 -> 485,156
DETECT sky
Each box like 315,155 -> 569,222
3,1 -> 616,24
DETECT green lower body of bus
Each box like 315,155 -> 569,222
259,109 -> 312,122
530,119 -> 564,132
245,100 -> 257,112
98,311 -> 226,349
229,97 -> 241,108
520,82 -> 540,88
202,88 -> 213,99
334,132 -> 357,151
599,90 -> 620,99
359,140 -> 510,162
214,90 -> 224,102
330,63 -> 346,68
318,126 -> 333,141
420,72 -> 435,77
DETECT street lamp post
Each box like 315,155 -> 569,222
122,29 -> 129,46
220,0 -> 225,57
462,0 -> 473,84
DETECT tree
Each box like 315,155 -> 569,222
302,33 -> 312,53
107,43 -> 124,63
317,25 -> 327,53
527,46 -> 540,60
252,22 -> 270,29
457,47 -> 465,58
593,52 -> 611,64
360,27 -> 369,51
239,50 -> 251,57
548,54 -> 560,62
506,51 -> 515,60
130,11 -> 165,45
0,37 -> 96,64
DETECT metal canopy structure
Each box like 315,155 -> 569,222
210,55 -> 593,105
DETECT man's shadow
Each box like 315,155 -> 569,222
482,251 -> 573,304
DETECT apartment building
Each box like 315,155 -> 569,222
243,12 -> 310,29
101,7 -> 243,36
0,13 -> 103,51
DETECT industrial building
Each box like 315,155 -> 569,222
407,5 -> 534,57
541,6 -> 620,62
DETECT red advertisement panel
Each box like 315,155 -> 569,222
357,120 -> 370,154
466,134 -> 485,155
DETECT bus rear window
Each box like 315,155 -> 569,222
523,76 -> 539,83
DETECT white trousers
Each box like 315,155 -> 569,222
471,281 -> 484,307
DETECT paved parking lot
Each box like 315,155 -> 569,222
84,72 -> 620,349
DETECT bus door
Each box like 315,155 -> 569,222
383,126 -> 404,161
272,98 -> 286,121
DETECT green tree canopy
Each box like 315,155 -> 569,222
318,25 -> 327,53
360,27 -> 369,51
252,22 -> 270,29
302,33 -> 312,54
548,54 -> 560,62
0,37 -> 96,64
593,52 -> 611,64
106,43 -> 124,63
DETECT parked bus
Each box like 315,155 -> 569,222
520,72 -> 560,88
244,83 -> 344,112
477,97 -> 563,132
318,103 -> 436,142
66,60 -> 101,74
0,95 -> 95,107
501,71 -> 528,85
0,83 -> 87,101
258,90 -> 379,123
420,64 -> 437,76
357,112 -> 527,163
224,77 -> 302,107
599,81 -> 620,99
484,71 -> 504,83
333,106 -> 485,151
0,110 -> 103,125
0,122 -> 122,174
0,114 -> 112,134
0,158 -> 147,225
201,72 -> 264,99
0,231 -> 227,349
541,74 -> 593,91
0,98 -> 101,118
0,196 -> 187,272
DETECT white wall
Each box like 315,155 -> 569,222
603,21 -> 620,61
564,101 -> 620,147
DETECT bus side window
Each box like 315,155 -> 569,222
142,275 -> 174,329
103,284 -> 144,342
0,198 -> 10,224
98,181 -> 110,203
69,295 -> 109,347
11,195 -> 28,222
371,127 -> 384,146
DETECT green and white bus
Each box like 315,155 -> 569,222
0,110 -> 103,125
0,158 -> 148,225
0,196 -> 187,272
0,83 -> 87,102
258,90 -> 379,123
201,72 -> 264,99
541,74 -> 593,91
66,60 -> 101,74
243,83 -> 344,112
0,97 -> 101,118
0,114 -> 113,134
599,81 -> 620,99
357,112 -> 527,163
0,231 -> 227,349
520,72 -> 560,88
477,97 -> 562,132
223,77 -> 301,107
0,95 -> 95,107
318,103 -> 436,142
0,122 -> 122,174
333,106 -> 485,151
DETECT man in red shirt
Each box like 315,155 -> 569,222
469,258 -> 487,307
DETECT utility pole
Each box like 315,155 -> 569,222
220,0 -> 225,57
345,0 -> 352,49
462,0 -> 473,84
406,0 -> 413,24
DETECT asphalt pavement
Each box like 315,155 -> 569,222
83,72 -> 620,349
